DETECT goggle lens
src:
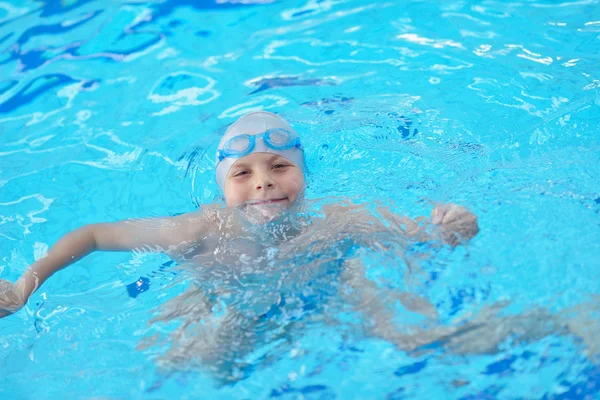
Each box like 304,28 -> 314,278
225,135 -> 251,152
267,128 -> 292,147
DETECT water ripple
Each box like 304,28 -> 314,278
147,71 -> 220,116
1,0 -> 599,397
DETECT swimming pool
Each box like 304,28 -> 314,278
1,0 -> 599,398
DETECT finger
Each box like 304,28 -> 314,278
431,208 -> 443,225
431,204 -> 450,224
440,205 -> 469,225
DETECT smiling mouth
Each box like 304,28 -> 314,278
247,198 -> 288,206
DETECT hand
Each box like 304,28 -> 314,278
0,279 -> 26,318
431,203 -> 479,246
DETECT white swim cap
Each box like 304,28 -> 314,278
215,111 -> 305,190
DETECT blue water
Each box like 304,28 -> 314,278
1,0 -> 600,398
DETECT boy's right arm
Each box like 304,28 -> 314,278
0,212 -> 204,318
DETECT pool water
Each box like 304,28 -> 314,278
1,0 -> 600,398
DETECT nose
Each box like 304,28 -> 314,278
256,181 -> 274,191
254,172 -> 275,191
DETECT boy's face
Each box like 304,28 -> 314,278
223,153 -> 305,220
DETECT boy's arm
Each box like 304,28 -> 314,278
0,212 -> 204,317
322,200 -> 479,247
376,203 -> 479,247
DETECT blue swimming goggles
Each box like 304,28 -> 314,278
217,128 -> 303,162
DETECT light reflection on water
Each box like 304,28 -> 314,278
0,0 -> 599,398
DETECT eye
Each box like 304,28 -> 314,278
273,163 -> 289,169
233,170 -> 249,177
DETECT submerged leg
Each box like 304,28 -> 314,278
339,258 -> 600,359
339,257 -> 443,352
146,286 -> 298,383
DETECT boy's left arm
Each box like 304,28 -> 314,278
321,200 -> 479,247
376,203 -> 479,247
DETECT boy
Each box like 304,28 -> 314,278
0,111 -> 479,318
0,111 -> 489,381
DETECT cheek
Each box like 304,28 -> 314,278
224,181 -> 247,206
285,172 -> 305,196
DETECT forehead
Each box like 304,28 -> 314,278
230,153 -> 286,168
